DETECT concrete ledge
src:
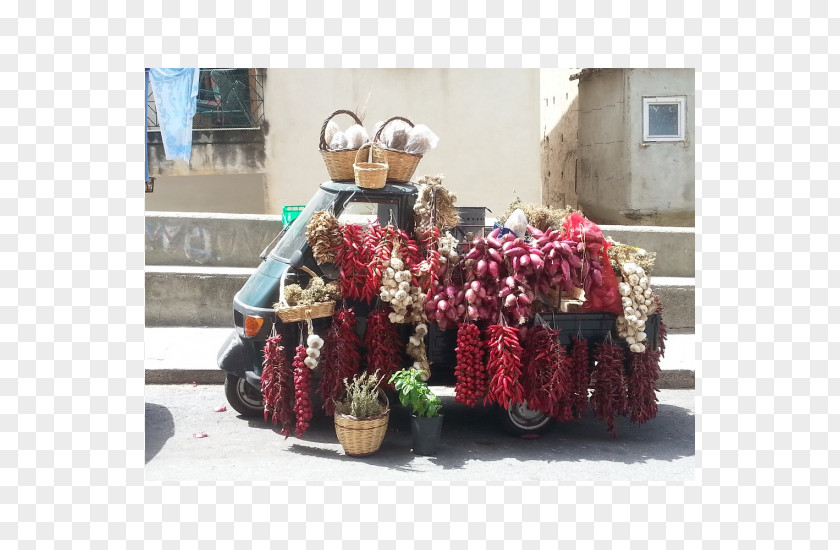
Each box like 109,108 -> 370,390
658,370 -> 695,390
650,276 -> 695,333
145,266 -> 254,327
145,213 -> 695,277
145,212 -> 283,268
144,328 -> 695,388
145,267 -> 694,331
601,225 -> 695,278
146,369 -> 226,385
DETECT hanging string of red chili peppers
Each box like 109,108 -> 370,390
454,322 -> 485,406
624,296 -> 665,425
363,310 -> 403,387
318,307 -> 362,415
292,344 -> 313,437
628,348 -> 660,425
260,331 -> 296,438
260,332 -> 285,425
569,336 -> 592,419
591,337 -> 628,438
521,325 -> 574,421
335,223 -> 388,303
483,324 -> 525,408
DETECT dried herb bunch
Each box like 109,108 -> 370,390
414,174 -> 460,238
497,197 -> 577,233
335,370 -> 387,418
280,277 -> 341,307
606,239 -> 657,277
305,210 -> 343,265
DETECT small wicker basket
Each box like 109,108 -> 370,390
373,116 -> 423,183
353,142 -> 388,190
334,390 -> 390,457
274,265 -> 336,323
319,109 -> 364,182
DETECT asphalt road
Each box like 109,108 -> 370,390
145,385 -> 695,482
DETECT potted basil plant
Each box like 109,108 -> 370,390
389,368 -> 443,455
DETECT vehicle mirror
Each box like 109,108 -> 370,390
288,249 -> 304,268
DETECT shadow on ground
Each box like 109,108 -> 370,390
245,392 -> 694,473
145,402 -> 175,464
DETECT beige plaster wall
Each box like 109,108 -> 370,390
626,68 -> 695,226
573,68 -> 695,226
145,174 -> 267,214
262,69 -> 542,217
540,69 -> 580,210
575,69 -> 632,224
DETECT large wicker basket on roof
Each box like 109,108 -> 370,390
319,109 -> 364,182
373,116 -> 424,183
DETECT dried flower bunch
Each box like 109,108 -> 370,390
498,198 -> 576,233
335,370 -> 387,418
305,210 -> 343,265
414,174 -> 460,238
280,277 -> 341,307
606,239 -> 657,277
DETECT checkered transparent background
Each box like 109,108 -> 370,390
2,0 -> 837,546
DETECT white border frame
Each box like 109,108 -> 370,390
642,96 -> 686,141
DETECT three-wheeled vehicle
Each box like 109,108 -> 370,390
217,180 -> 659,435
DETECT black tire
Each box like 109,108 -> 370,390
224,373 -> 264,417
497,400 -> 553,436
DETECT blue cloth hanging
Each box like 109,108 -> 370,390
148,68 -> 200,163
145,69 -> 149,181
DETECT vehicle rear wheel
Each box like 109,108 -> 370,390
498,400 -> 552,436
224,373 -> 264,417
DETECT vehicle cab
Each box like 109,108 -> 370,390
217,181 -> 419,416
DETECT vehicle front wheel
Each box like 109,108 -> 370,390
498,400 -> 552,436
224,373 -> 264,417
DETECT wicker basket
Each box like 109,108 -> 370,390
334,390 -> 390,457
373,116 -> 423,183
319,109 -> 364,182
353,142 -> 388,189
274,265 -> 336,323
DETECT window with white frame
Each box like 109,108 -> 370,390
642,96 -> 686,142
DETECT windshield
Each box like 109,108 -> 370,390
270,189 -> 336,262
336,199 -> 400,226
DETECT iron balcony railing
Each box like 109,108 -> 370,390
146,68 -> 266,130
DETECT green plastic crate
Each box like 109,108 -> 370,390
282,205 -> 305,226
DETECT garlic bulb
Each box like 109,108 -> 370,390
306,335 -> 324,349
304,356 -> 318,369
306,347 -> 320,359
406,323 -> 431,381
380,254 -> 425,323
615,261 -> 657,353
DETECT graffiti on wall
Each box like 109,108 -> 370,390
146,221 -> 215,264
145,219 -> 280,266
